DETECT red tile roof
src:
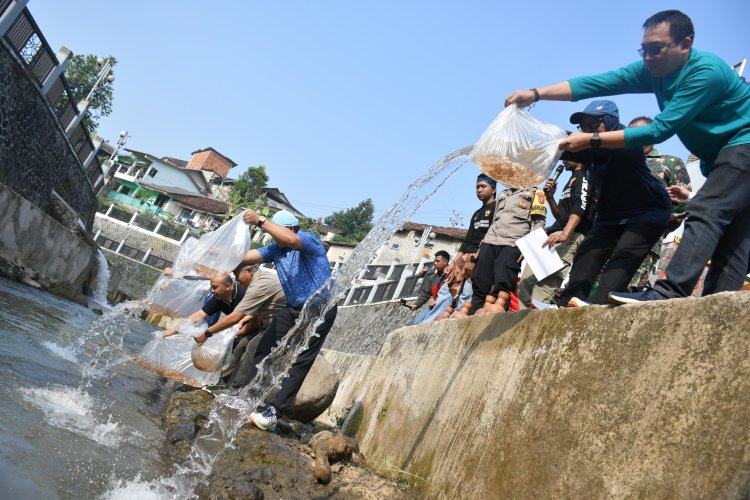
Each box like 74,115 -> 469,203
401,221 -> 467,239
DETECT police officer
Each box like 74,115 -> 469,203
470,184 -> 547,312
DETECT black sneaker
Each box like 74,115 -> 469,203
608,288 -> 666,306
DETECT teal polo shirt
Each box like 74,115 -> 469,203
569,49 -> 750,176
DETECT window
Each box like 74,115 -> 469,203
390,243 -> 401,250
148,169 -> 158,177
120,185 -> 131,195
154,194 -> 170,208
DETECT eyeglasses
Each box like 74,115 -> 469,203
577,118 -> 603,132
637,41 -> 678,57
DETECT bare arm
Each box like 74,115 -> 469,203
243,209 -> 301,249
544,179 -> 559,219
505,82 -> 574,107
162,310 -> 209,337
559,130 -> 628,152
193,310 -> 246,345
543,214 -> 582,248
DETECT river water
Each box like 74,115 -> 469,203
0,147 -> 474,498
0,277 -> 174,499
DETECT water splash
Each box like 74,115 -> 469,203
159,146 -> 474,494
19,385 -> 123,447
40,340 -> 79,363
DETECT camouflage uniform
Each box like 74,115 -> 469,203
628,149 -> 692,290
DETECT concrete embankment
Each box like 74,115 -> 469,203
0,184 -> 98,303
322,293 -> 750,498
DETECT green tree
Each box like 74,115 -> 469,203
229,165 -> 270,211
64,54 -> 117,133
324,199 -> 375,242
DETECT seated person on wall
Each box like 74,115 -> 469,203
408,251 -> 450,325
626,116 -> 692,291
443,174 -> 497,301
553,101 -> 671,307
415,262 -> 474,324
517,160 -> 595,308
470,183 -> 547,314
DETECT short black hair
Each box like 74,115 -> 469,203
435,250 -> 450,261
643,10 -> 694,42
629,116 -> 653,126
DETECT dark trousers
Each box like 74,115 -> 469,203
221,329 -> 261,385
654,144 -> 750,298
232,304 -> 338,414
470,243 -> 522,311
559,222 -> 665,305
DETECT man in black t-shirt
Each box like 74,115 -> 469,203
517,160 -> 594,308
161,272 -> 246,341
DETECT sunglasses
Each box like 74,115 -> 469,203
637,34 -> 692,58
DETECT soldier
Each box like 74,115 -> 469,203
470,184 -> 547,313
627,116 -> 692,290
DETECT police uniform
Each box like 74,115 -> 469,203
470,187 -> 547,311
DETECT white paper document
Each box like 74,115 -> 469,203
516,228 -> 564,281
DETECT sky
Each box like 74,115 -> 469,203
30,0 -> 749,228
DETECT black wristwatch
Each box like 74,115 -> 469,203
590,132 -> 601,149
256,216 -> 267,228
204,329 -> 213,338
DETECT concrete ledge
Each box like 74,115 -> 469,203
323,293 -> 750,498
0,183 -> 97,303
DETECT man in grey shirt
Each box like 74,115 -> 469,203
219,264 -> 286,386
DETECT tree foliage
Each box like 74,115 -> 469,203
64,54 -> 117,133
324,199 -> 375,242
229,165 -> 270,211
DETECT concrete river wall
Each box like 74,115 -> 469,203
322,293 -> 750,498
0,18 -> 100,303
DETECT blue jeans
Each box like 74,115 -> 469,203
411,306 -> 435,325
654,144 -> 750,298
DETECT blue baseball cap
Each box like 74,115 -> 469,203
570,100 -> 620,124
271,210 -> 299,227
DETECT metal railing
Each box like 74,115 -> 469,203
2,4 -> 101,184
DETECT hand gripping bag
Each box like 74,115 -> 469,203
471,104 -> 568,188
171,216 -> 252,279
131,321 -> 237,387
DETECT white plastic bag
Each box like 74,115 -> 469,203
131,321 -> 237,387
148,278 -> 211,319
172,216 -> 252,279
471,104 -> 567,188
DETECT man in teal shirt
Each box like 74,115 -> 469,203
505,9 -> 750,303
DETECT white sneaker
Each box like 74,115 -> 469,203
249,404 -> 277,432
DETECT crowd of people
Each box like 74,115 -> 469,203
409,9 -> 750,321
162,9 -> 748,432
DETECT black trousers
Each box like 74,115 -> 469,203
654,144 -> 750,297
232,304 -> 338,414
559,223 -> 665,305
470,243 -> 522,311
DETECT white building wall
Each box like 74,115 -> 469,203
145,160 -> 202,194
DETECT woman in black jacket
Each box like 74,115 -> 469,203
555,100 -> 671,306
